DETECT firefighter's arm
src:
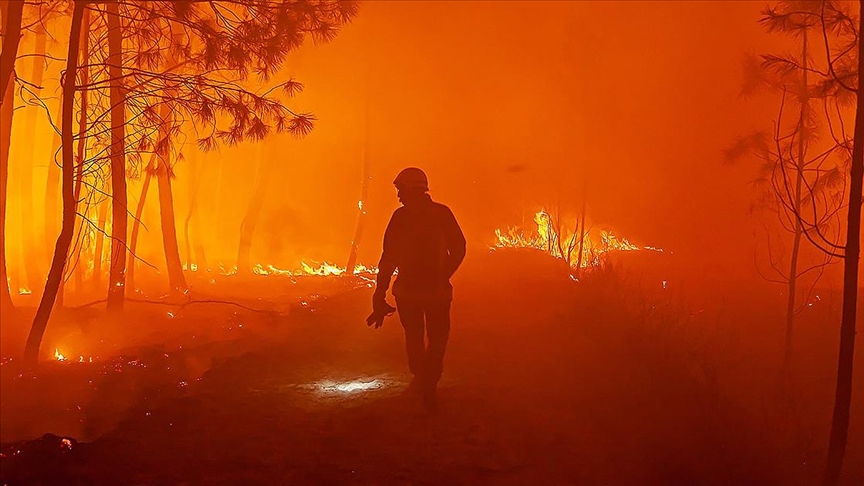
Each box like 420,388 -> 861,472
374,212 -> 399,304
444,208 -> 466,279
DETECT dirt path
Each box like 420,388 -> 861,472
2,257 -> 861,485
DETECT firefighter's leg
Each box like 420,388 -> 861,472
424,299 -> 452,389
396,298 -> 426,380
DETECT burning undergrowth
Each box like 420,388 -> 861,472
492,209 -> 664,274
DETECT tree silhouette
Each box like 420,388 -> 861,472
0,0 -> 26,318
742,2 -> 863,483
729,1 -> 848,378
23,0 -> 358,363
24,0 -> 86,365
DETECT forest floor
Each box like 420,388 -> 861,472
1,250 -> 862,485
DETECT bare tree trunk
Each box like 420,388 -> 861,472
784,31 -> 809,375
156,104 -> 186,293
105,0 -> 127,311
127,156 -> 154,292
0,75 -> 14,315
91,198 -> 109,288
45,103 -> 62,259
0,0 -> 25,317
575,181 -> 587,274
48,101 -> 64,307
346,107 -> 371,274
0,1 -> 24,98
62,8 -> 91,306
191,204 -> 208,271
25,1 -> 85,365
237,145 -> 269,273
19,27 -> 48,290
823,2 -> 864,482
183,147 -> 206,271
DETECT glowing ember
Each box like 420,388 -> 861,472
60,438 -> 72,450
18,287 -> 32,295
218,262 -> 238,276
54,349 -> 66,361
318,379 -> 383,393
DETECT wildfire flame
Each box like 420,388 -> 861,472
251,262 -> 377,277
54,349 -> 66,361
493,210 -> 648,269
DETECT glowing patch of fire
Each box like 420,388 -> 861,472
493,209 -> 657,269
55,349 -> 66,361
252,262 -> 378,277
317,379 -> 382,393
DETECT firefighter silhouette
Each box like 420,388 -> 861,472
368,167 -> 466,412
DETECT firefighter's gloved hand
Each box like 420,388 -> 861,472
367,294 -> 396,329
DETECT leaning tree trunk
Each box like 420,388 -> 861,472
237,145 -> 270,274
155,103 -> 186,293
823,2 -> 864,483
346,107 -> 371,274
0,0 -> 25,316
47,101 -> 64,306
127,155 -> 155,292
19,27 -> 48,291
61,8 -> 91,306
105,0 -> 127,311
25,1 -> 85,365
45,103 -> 62,262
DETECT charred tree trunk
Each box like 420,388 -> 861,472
48,101 -> 64,307
91,198 -> 109,288
183,148 -> 207,271
105,0 -> 127,311
0,0 -> 24,316
575,182 -> 587,274
156,104 -> 186,293
783,31 -> 809,375
0,1 -> 23,97
191,203 -> 208,271
127,155 -> 154,292
63,9 -> 91,306
237,145 -> 270,274
822,3 -> 864,483
346,112 -> 371,274
24,1 -> 85,365
45,103 -> 62,259
0,73 -> 14,315
19,27 -> 48,291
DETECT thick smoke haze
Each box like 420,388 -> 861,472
222,1 -> 790,281
1,1 -> 861,484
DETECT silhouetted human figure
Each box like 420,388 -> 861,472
368,167 -> 466,411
